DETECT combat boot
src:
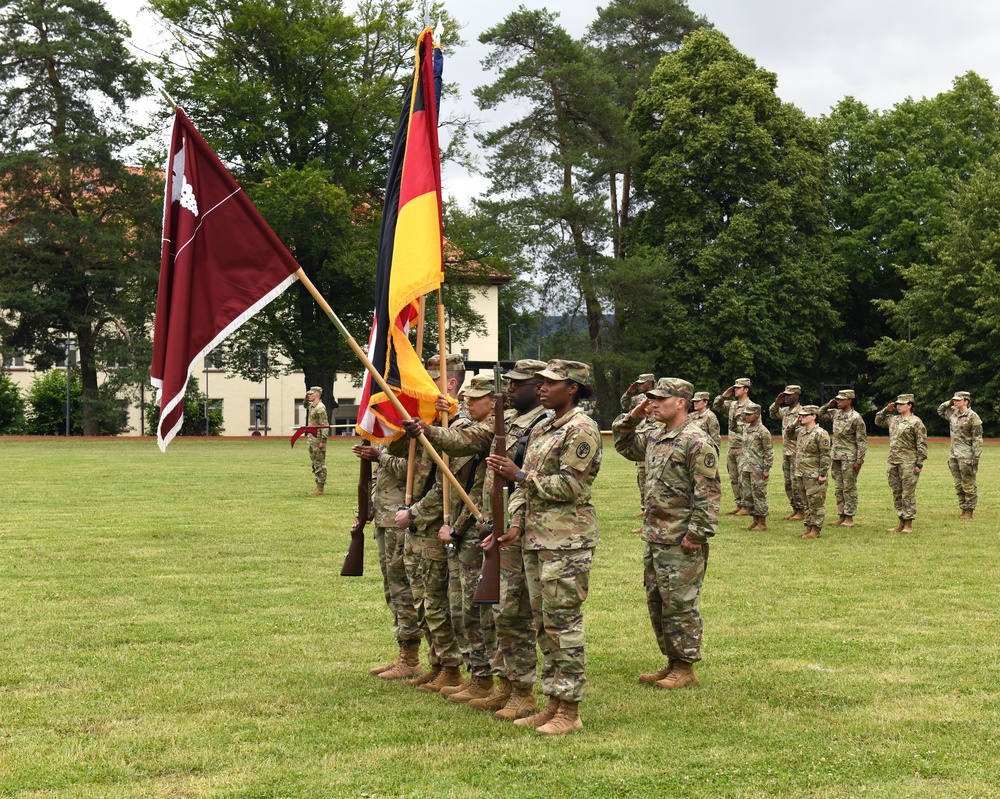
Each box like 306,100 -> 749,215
787,510 -> 806,521
468,676 -> 511,711
495,685 -> 538,721
536,700 -> 582,735
797,526 -> 821,539
958,509 -> 974,520
447,676 -> 494,704
638,661 -> 673,684
379,642 -> 422,680
655,662 -> 699,690
840,515 -> 855,528
439,675 -> 474,698
753,517 -> 768,531
405,664 -> 440,687
513,697 -> 560,728
418,665 -> 463,693
734,507 -> 750,516
308,482 -> 324,495
886,519 -> 904,533
901,520 -> 913,534
725,507 -> 741,516
829,506 -> 845,526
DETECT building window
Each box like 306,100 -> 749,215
2,351 -> 25,369
204,347 -> 224,371
295,399 -> 307,426
249,399 -> 269,430
55,338 -> 77,369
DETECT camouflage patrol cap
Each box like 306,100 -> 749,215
742,402 -> 762,415
895,393 -> 915,405
504,358 -> 548,380
797,404 -> 821,416
951,391 -> 972,402
835,389 -> 856,400
537,359 -> 592,387
734,377 -> 752,388
426,353 -> 466,379
636,373 -> 656,384
692,391 -> 711,402
646,377 -> 694,400
784,384 -> 801,394
464,375 -> 496,398
307,386 -> 322,394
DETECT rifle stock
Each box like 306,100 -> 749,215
473,365 -> 505,605
341,457 -> 372,576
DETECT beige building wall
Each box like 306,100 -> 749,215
4,283 -> 502,437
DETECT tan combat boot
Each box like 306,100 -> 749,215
494,685 -> 538,721
513,697 -> 560,728
829,506 -> 845,526
656,662 -> 699,690
886,519 -> 904,533
753,517 -> 768,531
734,507 -> 751,516
379,642 -> 422,680
787,510 -> 806,521
405,664 -> 440,687
468,676 -> 511,711
725,507 -> 741,516
958,509 -> 974,520
840,516 -> 855,528
638,661 -> 673,685
308,482 -> 324,495
418,665 -> 463,693
536,700 -> 582,735
901,520 -> 913,534
371,641 -> 408,676
447,676 -> 494,704
797,526 -> 821,539
439,675 -> 473,698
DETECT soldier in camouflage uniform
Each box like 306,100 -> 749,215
393,354 -> 467,693
819,390 -> 867,527
875,394 -> 927,533
487,360 -> 602,736
621,373 -> 656,519
353,436 -> 424,680
304,387 -> 328,495
739,402 -> 773,531
407,359 -> 549,721
690,391 -> 721,451
613,378 -> 720,692
937,391 -> 983,519
792,406 -> 831,539
769,385 -> 805,520
713,377 -> 752,515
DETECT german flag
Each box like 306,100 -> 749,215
357,27 -> 445,442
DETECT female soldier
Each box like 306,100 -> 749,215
486,359 -> 602,736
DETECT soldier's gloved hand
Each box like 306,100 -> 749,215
401,418 -> 427,439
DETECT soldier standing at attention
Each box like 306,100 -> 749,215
487,360 -> 602,736
769,385 -> 805,520
875,394 -> 927,534
621,373 -> 656,520
713,377 -> 752,515
739,402 -> 773,531
304,387 -> 328,495
818,390 -> 867,528
937,391 -> 983,519
690,391 -> 721,451
792,405 -> 831,539
613,378 -> 720,691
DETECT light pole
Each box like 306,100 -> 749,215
508,324 -> 516,361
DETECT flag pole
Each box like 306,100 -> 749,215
294,268 -> 484,522
404,295 -> 427,507
437,290 -> 451,527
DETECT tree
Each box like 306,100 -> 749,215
868,155 -> 1000,431
625,29 -> 842,395
149,0 -> 470,400
0,367 -> 26,433
144,377 -> 223,437
24,368 -> 125,436
0,0 -> 162,435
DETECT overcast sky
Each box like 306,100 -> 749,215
107,0 -> 1000,203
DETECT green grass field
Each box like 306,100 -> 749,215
1,436 -> 999,799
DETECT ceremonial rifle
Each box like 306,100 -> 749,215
473,364 -> 504,604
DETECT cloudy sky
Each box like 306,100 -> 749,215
107,0 -> 1000,202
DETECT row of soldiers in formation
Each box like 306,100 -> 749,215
621,375 -> 984,538
342,356 -> 982,737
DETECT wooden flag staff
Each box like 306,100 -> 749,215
293,268 -> 484,522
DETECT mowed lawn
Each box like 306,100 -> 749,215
1,436 -> 999,799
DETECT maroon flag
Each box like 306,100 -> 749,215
151,108 -> 300,451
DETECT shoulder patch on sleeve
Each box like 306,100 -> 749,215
695,446 -> 718,478
564,426 -> 599,470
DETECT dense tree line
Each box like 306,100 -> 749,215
3,0 -> 999,434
